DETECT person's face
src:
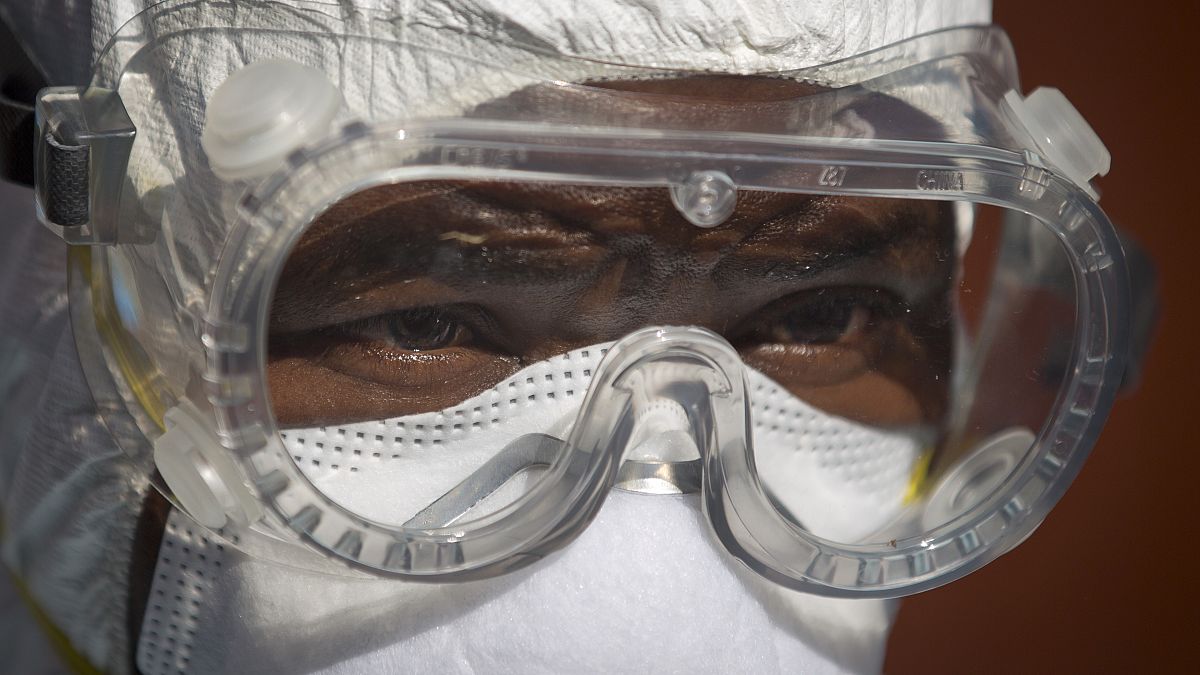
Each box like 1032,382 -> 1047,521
266,77 -> 958,435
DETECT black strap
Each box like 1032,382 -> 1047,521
1116,226 -> 1159,392
0,15 -> 49,186
42,131 -> 90,225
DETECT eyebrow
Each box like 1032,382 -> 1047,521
733,199 -> 943,279
284,182 -> 915,271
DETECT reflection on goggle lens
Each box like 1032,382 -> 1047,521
268,181 -> 956,432
265,181 -> 1068,548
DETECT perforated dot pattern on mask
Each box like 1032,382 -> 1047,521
751,378 -> 918,494
280,345 -> 609,473
280,343 -> 919,541
136,510 -> 233,675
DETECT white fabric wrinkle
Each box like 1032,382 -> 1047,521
0,1 -> 993,673
1,329 -> 147,675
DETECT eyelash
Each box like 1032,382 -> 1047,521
331,306 -> 484,352
735,287 -> 907,347
330,287 -> 904,360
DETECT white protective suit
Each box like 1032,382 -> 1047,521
0,2 -> 991,673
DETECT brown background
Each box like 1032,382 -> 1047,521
886,2 -> 1200,673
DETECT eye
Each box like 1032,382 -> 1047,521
770,296 -> 870,345
381,308 -> 465,351
739,287 -> 903,348
269,303 -> 524,426
340,307 -> 474,352
733,287 -> 927,414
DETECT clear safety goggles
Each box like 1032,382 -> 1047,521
32,0 -> 1132,597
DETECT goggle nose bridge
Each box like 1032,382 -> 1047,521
402,332 -> 746,529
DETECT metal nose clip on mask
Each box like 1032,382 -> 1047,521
33,0 -> 1134,599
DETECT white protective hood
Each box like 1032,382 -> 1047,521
0,1 -> 991,674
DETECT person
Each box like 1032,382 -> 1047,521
0,1 -> 1145,673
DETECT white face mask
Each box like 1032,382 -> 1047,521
137,490 -> 897,675
281,343 -> 921,542
134,344 -> 916,674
